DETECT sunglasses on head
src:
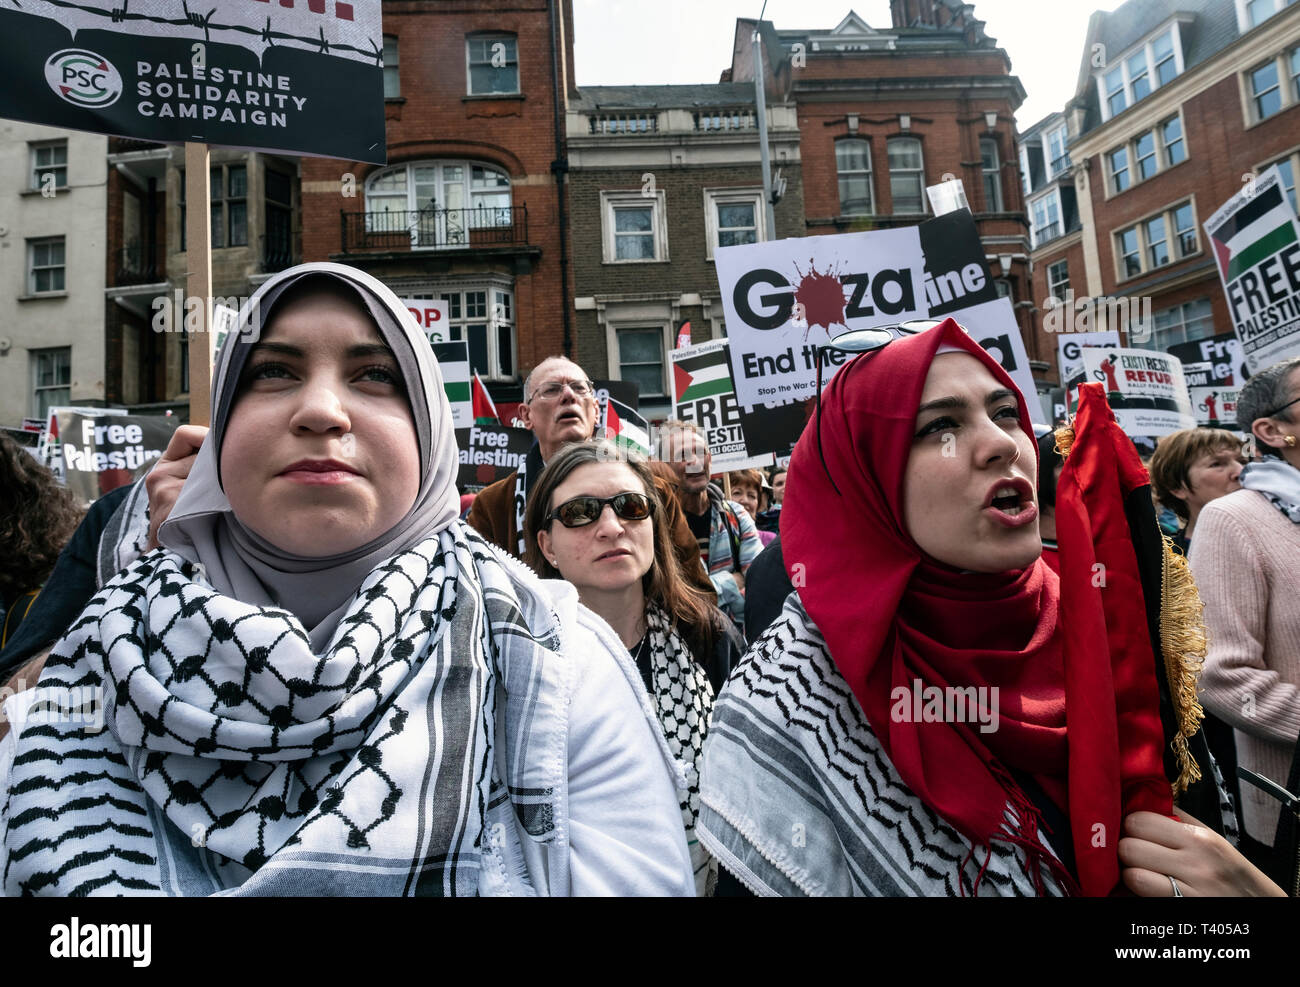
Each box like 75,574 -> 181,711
814,320 -> 962,495
545,492 -> 653,528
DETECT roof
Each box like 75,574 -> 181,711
1076,0 -> 1242,135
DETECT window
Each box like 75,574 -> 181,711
1134,132 -> 1158,181
363,160 -> 513,248
1115,200 -> 1198,280
466,34 -> 519,95
600,190 -> 667,263
265,168 -> 294,271
1047,260 -> 1070,303
436,285 -> 516,380
1161,116 -> 1186,166
1109,147 -> 1130,192
836,139 -> 873,215
30,141 -> 67,191
383,35 -> 399,98
182,164 -> 247,249
617,328 -> 666,398
704,189 -> 765,258
1118,227 -> 1141,278
1145,215 -> 1168,267
1269,155 -> 1297,212
1292,47 -> 1300,101
1251,60 -> 1282,120
1172,202 -> 1197,256
27,237 -> 65,294
1240,0 -> 1298,31
1096,27 -> 1183,121
887,137 -> 925,214
1030,193 -> 1061,247
31,348 -> 71,419
980,138 -> 1002,211
1046,126 -> 1070,177
1135,298 -> 1214,351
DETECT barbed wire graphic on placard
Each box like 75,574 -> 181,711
4,0 -> 383,65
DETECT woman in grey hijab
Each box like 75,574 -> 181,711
0,262 -> 694,897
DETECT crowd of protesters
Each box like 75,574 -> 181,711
0,261 -> 1295,897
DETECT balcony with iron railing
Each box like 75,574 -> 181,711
340,204 -> 529,254
261,233 -> 299,273
115,239 -> 162,286
570,104 -> 797,142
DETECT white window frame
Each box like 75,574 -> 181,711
1095,23 -> 1185,122
835,137 -> 875,216
30,346 -> 72,419
383,35 -> 400,98
1113,199 -> 1200,282
1019,145 -> 1033,197
886,137 -> 927,215
1046,259 -> 1070,304
1243,46 -> 1300,125
1236,0 -> 1298,34
1107,112 -> 1188,197
27,236 -> 66,294
1261,149 -> 1299,213
1045,125 -> 1070,178
614,325 -> 670,400
1108,145 -> 1131,194
1029,188 -> 1062,248
466,33 -> 519,96
600,189 -> 668,264
407,279 -> 517,382
1160,113 -> 1187,167
980,138 -> 1002,212
1136,298 -> 1216,352
30,140 -> 68,191
703,187 -> 766,259
363,160 -> 513,250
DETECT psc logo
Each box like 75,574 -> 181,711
45,49 -> 122,108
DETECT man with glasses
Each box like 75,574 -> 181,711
655,421 -> 760,630
468,357 -> 712,595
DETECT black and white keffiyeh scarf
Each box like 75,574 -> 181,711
1,524 -> 566,897
643,604 -> 715,895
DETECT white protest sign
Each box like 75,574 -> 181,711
1204,165 -> 1300,373
1187,385 -> 1241,429
670,339 -> 771,470
942,296 -> 1048,425
715,227 -> 927,411
401,298 -> 452,346
1081,347 -> 1196,436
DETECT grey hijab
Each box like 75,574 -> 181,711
158,262 -> 460,650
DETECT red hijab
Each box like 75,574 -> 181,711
782,319 -> 1170,896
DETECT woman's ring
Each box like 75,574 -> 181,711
1169,875 -> 1183,897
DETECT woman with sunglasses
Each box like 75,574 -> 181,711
698,318 -> 1283,897
525,440 -> 743,894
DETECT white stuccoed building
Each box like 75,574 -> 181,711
0,120 -> 107,427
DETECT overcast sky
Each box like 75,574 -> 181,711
573,0 -> 1128,130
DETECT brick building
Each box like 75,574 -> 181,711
1025,0 -> 1300,384
566,85 -> 804,420
724,6 -> 1039,383
297,0 -> 577,405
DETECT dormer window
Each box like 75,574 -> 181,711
1096,24 -> 1185,122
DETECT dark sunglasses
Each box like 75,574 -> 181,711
814,320 -> 956,495
545,492 -> 653,528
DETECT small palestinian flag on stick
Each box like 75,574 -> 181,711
673,346 -> 733,404
604,397 -> 652,457
471,372 -> 500,425
1209,180 -> 1298,284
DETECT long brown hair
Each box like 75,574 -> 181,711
0,433 -> 84,601
524,440 -> 717,656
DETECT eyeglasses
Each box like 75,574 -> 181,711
1266,395 -> 1300,418
529,379 -> 595,402
814,320 -> 954,495
545,492 -> 652,528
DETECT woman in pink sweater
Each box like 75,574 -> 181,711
1189,356 -> 1300,873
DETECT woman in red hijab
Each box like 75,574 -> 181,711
696,319 -> 1282,897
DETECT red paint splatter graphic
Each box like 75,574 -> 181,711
791,260 -> 847,338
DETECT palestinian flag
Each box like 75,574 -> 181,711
672,347 -> 732,404
604,397 -> 651,457
472,372 -> 500,425
1210,181 -> 1298,284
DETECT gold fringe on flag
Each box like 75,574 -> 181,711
1159,536 -> 1207,796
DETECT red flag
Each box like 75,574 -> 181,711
1056,382 -> 1173,896
471,372 -> 500,425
